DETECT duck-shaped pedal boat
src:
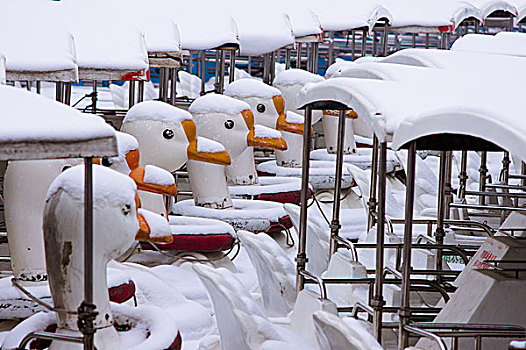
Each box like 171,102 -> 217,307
121,101 -> 243,250
224,78 -> 354,191
121,101 -> 294,235
2,165 -> 180,350
188,93 -> 308,204
0,131 -> 176,319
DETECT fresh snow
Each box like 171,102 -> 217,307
124,101 -> 193,124
196,137 -> 227,153
143,165 -> 175,186
189,93 -> 251,116
273,69 -> 324,86
224,79 -> 281,99
254,125 -> 282,139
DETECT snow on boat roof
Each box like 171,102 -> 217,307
467,0 -> 518,19
273,69 -> 324,87
306,0 -> 393,32
512,0 -> 526,22
124,101 -> 193,124
225,79 -> 282,99
169,1 -> 239,50
228,1 -> 295,55
272,1 -> 322,39
189,93 -> 251,115
0,85 -> 117,160
451,32 -> 526,57
0,23 -> 77,82
383,0 -> 482,32
382,48 -> 526,74
299,77 -> 526,162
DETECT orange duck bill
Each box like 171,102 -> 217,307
273,95 -> 305,135
135,208 -> 173,243
247,126 -> 288,151
129,166 -> 178,196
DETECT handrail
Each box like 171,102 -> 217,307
465,190 -> 526,199
416,234 -> 436,244
404,325 -> 447,350
299,270 -> 327,300
389,218 -> 495,236
351,301 -> 374,319
449,203 -> 526,213
383,266 -> 402,279
18,331 -> 83,349
333,235 -> 358,261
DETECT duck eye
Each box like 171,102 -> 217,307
163,129 -> 174,139
224,120 -> 235,129
101,157 -> 112,167
61,165 -> 71,172
121,204 -> 131,216
257,104 -> 266,113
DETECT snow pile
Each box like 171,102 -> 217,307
0,85 -> 115,143
274,69 -> 324,87
196,137 -> 227,153
276,3 -> 322,38
124,101 -> 193,124
254,125 -> 283,139
189,93 -> 251,116
143,165 -> 175,186
47,165 -> 137,209
1,311 -> 56,350
138,208 -> 170,238
452,32 -> 526,57
168,216 -> 235,236
225,79 -> 281,99
140,19 -> 181,53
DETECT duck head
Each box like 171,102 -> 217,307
43,165 -> 172,349
121,101 -> 230,172
224,79 -> 307,168
189,93 -> 286,185
121,101 -> 233,211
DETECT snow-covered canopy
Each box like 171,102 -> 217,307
0,85 -> 116,160
228,0 -> 295,55
467,0 -> 518,19
298,77 -> 526,163
512,0 -> 526,22
142,0 -> 239,51
0,0 -> 78,82
383,0 -> 482,32
305,0 -> 392,32
271,1 -> 323,40
451,32 -> 526,57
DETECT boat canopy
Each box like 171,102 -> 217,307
0,85 -> 117,160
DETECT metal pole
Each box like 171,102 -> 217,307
435,151 -> 447,276
162,67 -> 170,102
381,25 -> 389,57
36,81 -> 41,94
91,81 -> 97,114
137,81 -> 144,103
373,141 -> 387,342
330,110 -> 347,255
501,151 -> 510,185
170,68 -> 177,105
218,50 -> 226,94
310,42 -> 319,73
285,48 -> 291,70
398,142 -> 417,350
297,43 -> 302,69
373,31 -> 378,56
55,82 -> 63,103
248,56 -> 252,75
296,105 -> 313,293
522,162 -> 526,187
158,68 -> 165,100
458,151 -> 468,201
479,151 -> 488,205
368,136 -> 379,229
80,157 -> 96,350
352,31 -> 356,60
64,82 -> 72,106
412,33 -> 416,48
444,151 -> 453,220
200,51 -> 206,95
328,31 -> 335,66
270,51 -> 276,84
229,50 -> 236,84
362,29 -> 367,56
128,81 -> 136,108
